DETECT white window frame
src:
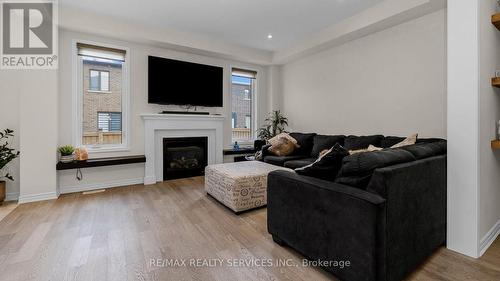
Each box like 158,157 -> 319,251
72,39 -> 130,153
230,66 -> 258,145
89,69 -> 110,92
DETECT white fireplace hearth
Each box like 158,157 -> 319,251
141,114 -> 224,185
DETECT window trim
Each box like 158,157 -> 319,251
72,39 -> 130,153
89,69 -> 110,92
230,66 -> 258,145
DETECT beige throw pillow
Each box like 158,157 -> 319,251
391,134 -> 418,148
349,144 -> 383,155
268,133 -> 298,147
268,136 -> 297,156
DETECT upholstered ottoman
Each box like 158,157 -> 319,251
205,161 -> 292,212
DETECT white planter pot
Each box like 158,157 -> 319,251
60,154 -> 75,163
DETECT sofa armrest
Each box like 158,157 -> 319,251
260,144 -> 272,160
267,170 -> 385,281
366,155 -> 447,281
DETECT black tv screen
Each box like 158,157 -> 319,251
148,56 -> 223,107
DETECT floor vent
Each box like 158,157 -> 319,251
82,189 -> 106,195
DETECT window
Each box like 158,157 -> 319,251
98,112 -> 122,132
75,42 -> 128,151
89,70 -> 110,91
231,68 -> 256,143
231,112 -> 237,129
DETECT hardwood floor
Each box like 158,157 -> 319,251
0,177 -> 498,281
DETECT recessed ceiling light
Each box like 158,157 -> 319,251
267,34 -> 273,39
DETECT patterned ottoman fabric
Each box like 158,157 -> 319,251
205,161 -> 292,212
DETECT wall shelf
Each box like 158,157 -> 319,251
56,155 -> 146,170
492,13 -> 500,30
491,140 -> 500,150
492,77 -> 500,88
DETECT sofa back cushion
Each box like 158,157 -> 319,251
416,137 -> 446,144
335,149 -> 416,188
381,136 -> 406,148
295,143 -> 349,181
344,135 -> 384,151
289,132 -> 316,156
399,141 -> 446,159
310,135 -> 345,157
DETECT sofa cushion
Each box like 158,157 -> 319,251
283,158 -> 317,169
416,137 -> 446,144
344,135 -> 384,150
336,149 -> 416,188
289,132 -> 316,156
310,135 -> 345,157
399,141 -> 446,159
295,143 -> 349,181
381,136 -> 406,148
264,155 -> 308,167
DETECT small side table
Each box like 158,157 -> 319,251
223,147 -> 257,162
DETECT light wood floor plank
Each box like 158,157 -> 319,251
0,176 -> 498,281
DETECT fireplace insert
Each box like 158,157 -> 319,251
163,137 -> 208,180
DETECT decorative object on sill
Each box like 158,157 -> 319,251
0,129 -> 20,204
58,145 -> 75,163
74,147 -> 88,161
76,168 -> 83,181
233,141 -> 240,150
257,110 -> 289,142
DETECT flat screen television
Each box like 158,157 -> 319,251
148,56 -> 223,107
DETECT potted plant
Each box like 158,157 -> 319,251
257,110 -> 289,142
0,129 -> 20,204
58,145 -> 75,163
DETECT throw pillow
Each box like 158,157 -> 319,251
295,143 -> 349,181
268,136 -> 297,156
391,133 -> 418,148
268,133 -> 298,147
349,144 -> 383,155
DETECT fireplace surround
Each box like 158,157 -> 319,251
141,113 -> 224,184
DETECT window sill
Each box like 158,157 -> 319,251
85,146 -> 130,154
231,140 -> 255,146
87,90 -> 112,94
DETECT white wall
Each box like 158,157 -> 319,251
447,0 -> 480,258
479,0 -> 500,255
280,9 -> 447,138
0,70 -> 58,203
0,71 -> 21,200
57,30 -> 270,192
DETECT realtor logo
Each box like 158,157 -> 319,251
1,0 -> 58,69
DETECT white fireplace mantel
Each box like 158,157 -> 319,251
141,113 -> 225,185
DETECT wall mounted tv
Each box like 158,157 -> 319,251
148,56 -> 223,107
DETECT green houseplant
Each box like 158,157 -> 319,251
257,110 -> 289,142
58,145 -> 75,163
0,129 -> 20,204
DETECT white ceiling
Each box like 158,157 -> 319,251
60,0 -> 384,51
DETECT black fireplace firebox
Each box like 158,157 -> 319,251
163,137 -> 208,180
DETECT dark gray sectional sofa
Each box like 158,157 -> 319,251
262,133 -> 447,281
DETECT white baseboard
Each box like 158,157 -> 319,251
479,219 -> 500,257
5,192 -> 19,201
18,191 -> 59,204
143,176 -> 157,185
59,178 -> 144,194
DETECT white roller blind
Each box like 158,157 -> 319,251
232,68 -> 257,79
77,43 -> 126,61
